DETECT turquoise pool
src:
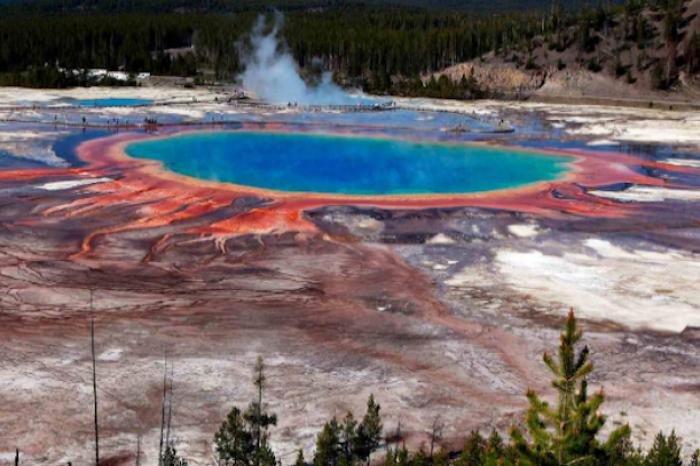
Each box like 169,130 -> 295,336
124,131 -> 571,196
74,98 -> 152,107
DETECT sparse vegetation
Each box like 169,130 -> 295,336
203,311 -> 699,466
214,356 -> 278,466
10,308 -> 698,464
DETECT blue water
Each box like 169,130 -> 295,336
125,131 -> 571,195
74,98 -> 152,107
53,129 -> 113,167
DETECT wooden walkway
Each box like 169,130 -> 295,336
0,99 -> 514,133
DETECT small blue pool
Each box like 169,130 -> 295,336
125,131 -> 571,196
73,98 -> 152,107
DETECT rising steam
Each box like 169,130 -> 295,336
237,14 -> 365,105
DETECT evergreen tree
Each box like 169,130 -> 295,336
314,417 -> 341,466
383,446 -> 417,466
410,447 -> 430,466
295,449 -> 307,466
384,448 -> 396,466
340,412 -> 358,466
395,447 -> 410,466
214,356 -> 277,466
645,431 -> 683,466
603,424 -> 641,466
483,430 -> 507,466
244,356 -> 278,466
432,449 -> 449,466
458,431 -> 485,466
215,406 -> 255,466
510,309 -> 627,466
255,444 -> 277,466
356,395 -> 383,465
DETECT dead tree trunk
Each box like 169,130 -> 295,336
90,288 -> 100,466
158,356 -> 168,466
136,433 -> 142,466
165,363 -> 174,448
428,416 -> 443,459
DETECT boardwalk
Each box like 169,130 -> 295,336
0,98 -> 513,133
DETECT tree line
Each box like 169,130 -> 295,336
0,3 -> 556,91
2,0 -> 697,94
0,0 -> 590,15
158,311 -> 699,466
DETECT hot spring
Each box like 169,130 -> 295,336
73,98 -> 152,107
124,131 -> 572,196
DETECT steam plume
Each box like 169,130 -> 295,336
237,14 -> 364,105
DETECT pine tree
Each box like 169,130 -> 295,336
384,448 -> 397,466
510,309 -> 626,466
411,447 -> 430,466
295,449 -> 307,466
214,406 -> 254,466
458,431 -> 485,466
603,423 -> 639,466
483,430 -> 506,466
254,444 -> 276,466
213,357 -> 277,466
244,356 -> 277,466
395,446 -> 410,466
355,395 -> 383,465
314,417 -> 341,466
645,431 -> 682,466
340,412 -> 358,466
432,449 -> 449,466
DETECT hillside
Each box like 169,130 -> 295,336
432,0 -> 700,103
